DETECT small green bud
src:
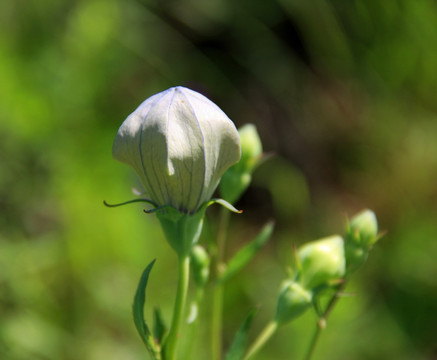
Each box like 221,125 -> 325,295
238,124 -> 263,169
275,281 -> 312,325
190,245 -> 210,287
113,86 -> 241,214
220,124 -> 263,203
348,209 -> 378,246
345,209 -> 379,273
297,235 -> 346,290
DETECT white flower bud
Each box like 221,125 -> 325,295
113,87 -> 241,214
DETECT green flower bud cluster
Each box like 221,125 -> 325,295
220,124 -> 263,204
274,210 -> 382,325
345,209 -> 380,273
274,236 -> 345,325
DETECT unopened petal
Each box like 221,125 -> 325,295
112,86 -> 241,213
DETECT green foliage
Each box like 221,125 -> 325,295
218,221 -> 274,284
1,0 -> 437,358
153,308 -> 167,350
225,309 -> 258,360
132,259 -> 161,359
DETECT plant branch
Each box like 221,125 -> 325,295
303,281 -> 348,360
164,255 -> 191,360
243,321 -> 279,360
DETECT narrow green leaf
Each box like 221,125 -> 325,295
153,307 -> 168,345
133,259 -> 161,359
218,221 -> 274,284
225,308 -> 258,360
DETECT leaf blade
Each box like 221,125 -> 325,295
219,221 -> 274,284
225,308 -> 258,360
132,259 -> 161,359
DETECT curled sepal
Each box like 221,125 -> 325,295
225,308 -> 258,360
103,198 -> 157,208
133,259 -> 161,359
218,221 -> 274,284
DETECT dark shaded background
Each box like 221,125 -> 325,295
1,0 -> 437,359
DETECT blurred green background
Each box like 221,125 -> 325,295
1,0 -> 437,359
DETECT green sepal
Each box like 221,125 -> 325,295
155,206 -> 205,257
344,242 -> 368,274
310,278 -> 345,298
207,198 -> 242,213
156,199 -> 241,257
225,308 -> 258,360
153,307 -> 168,347
218,221 -> 274,284
274,280 -> 313,326
133,259 -> 161,359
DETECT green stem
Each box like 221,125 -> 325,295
302,319 -> 324,360
211,207 -> 231,360
211,285 -> 224,360
303,282 -> 347,360
165,255 -> 190,360
243,321 -> 279,360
